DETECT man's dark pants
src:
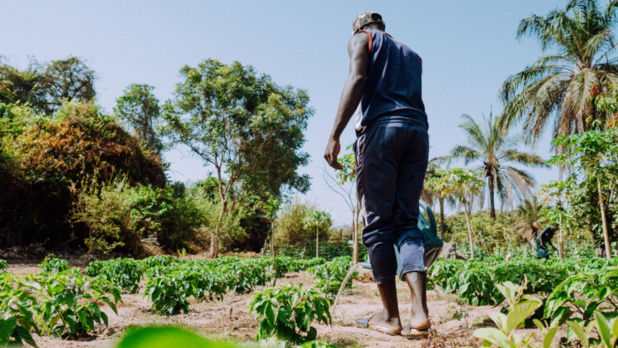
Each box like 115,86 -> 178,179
356,121 -> 429,283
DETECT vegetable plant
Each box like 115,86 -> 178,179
249,284 -> 331,344
310,256 -> 357,298
39,257 -> 69,273
86,258 -> 144,293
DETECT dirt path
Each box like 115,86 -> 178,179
9,264 -> 490,347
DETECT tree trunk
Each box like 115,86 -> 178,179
210,199 -> 227,258
316,226 -> 319,258
488,175 -> 496,219
464,207 -> 475,260
558,210 -> 565,259
597,177 -> 612,259
271,222 -> 277,286
439,197 -> 445,239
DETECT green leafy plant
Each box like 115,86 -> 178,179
35,273 -> 122,337
249,284 -> 331,344
544,268 -> 618,339
0,273 -> 39,347
473,279 -> 543,347
39,257 -> 69,273
310,256 -> 357,298
0,260 -> 7,272
85,258 -> 144,294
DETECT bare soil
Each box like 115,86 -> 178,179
7,262 -> 565,348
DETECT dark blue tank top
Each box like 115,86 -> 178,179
354,30 -> 428,133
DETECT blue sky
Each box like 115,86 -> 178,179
1,1 -> 568,225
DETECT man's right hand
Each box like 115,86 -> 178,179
324,137 -> 343,170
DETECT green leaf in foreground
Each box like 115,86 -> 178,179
115,326 -> 237,348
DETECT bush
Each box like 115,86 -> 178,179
0,101 -> 166,249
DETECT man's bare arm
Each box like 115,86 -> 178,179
324,33 -> 370,170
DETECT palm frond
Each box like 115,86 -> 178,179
450,145 -> 482,165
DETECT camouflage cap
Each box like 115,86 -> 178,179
351,12 -> 385,34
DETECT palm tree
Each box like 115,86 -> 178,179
422,157 -> 456,239
514,198 -> 546,246
428,168 -> 485,260
304,210 -> 332,258
449,112 -> 546,219
502,0 -> 618,146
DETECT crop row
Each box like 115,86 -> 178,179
0,268 -> 121,347
0,254 -> 354,346
429,256 -> 618,306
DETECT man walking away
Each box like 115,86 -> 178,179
324,12 -> 431,338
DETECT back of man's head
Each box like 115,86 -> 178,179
351,12 -> 386,34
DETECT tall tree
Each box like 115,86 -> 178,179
502,0 -> 618,146
427,168 -> 485,259
550,123 -> 618,259
0,63 -> 47,111
0,57 -> 95,114
161,59 -> 312,257
449,112 -> 546,219
39,57 -> 96,114
114,84 -> 163,155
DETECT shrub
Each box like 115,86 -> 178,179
0,101 -> 166,249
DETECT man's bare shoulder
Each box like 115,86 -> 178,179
348,32 -> 370,56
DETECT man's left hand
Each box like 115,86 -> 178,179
324,137 -> 343,170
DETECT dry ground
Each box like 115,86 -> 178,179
6,262 -> 565,348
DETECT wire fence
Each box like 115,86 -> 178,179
262,241 -> 368,262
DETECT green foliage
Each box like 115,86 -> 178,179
548,125 -> 618,254
274,200 -> 316,246
429,255 -> 616,306
161,59 -> 312,200
0,273 -> 39,347
0,271 -> 121,343
113,325 -> 335,348
0,101 -> 166,249
250,284 -> 331,344
444,211 -> 525,250
544,268 -> 618,330
0,57 -> 95,114
473,278 -> 618,348
501,0 -> 618,143
71,178 -> 233,255
145,270 -> 210,315
310,256 -> 357,298
473,280 -> 543,347
85,258 -> 144,294
448,112 -> 545,217
36,273 -> 121,337
115,326 -> 238,348
114,83 -> 163,154
0,260 -> 6,272
39,257 -> 69,273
